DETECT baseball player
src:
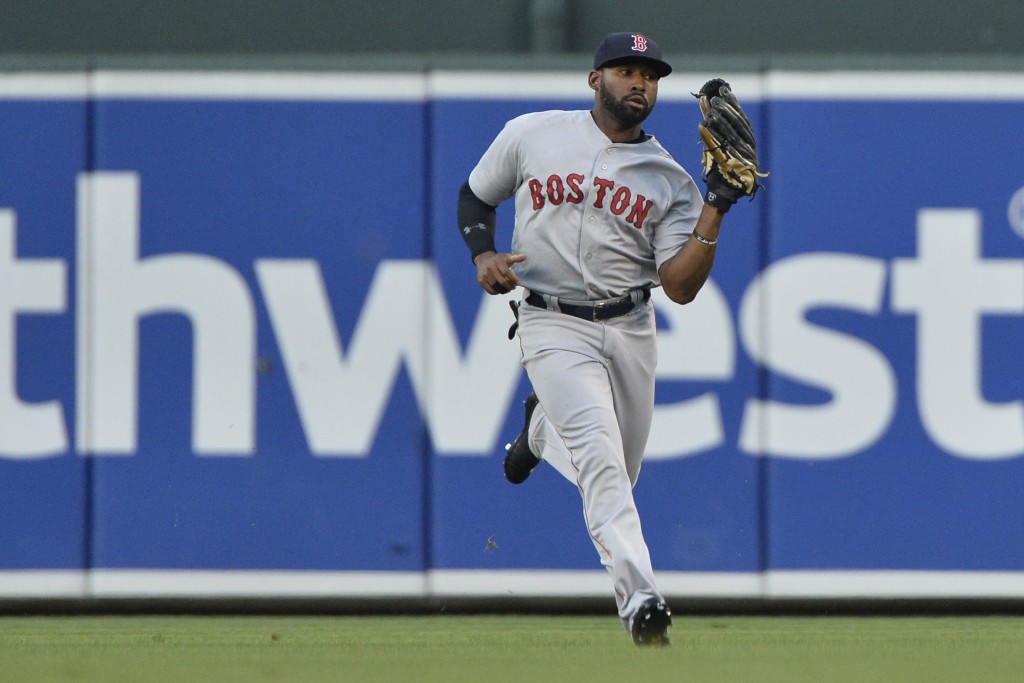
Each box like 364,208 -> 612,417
457,32 -> 762,646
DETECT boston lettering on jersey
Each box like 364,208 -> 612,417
527,173 -> 655,230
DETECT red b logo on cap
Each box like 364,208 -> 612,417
632,34 -> 648,52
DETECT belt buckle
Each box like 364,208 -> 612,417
592,300 -> 608,322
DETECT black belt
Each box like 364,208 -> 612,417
525,288 -> 650,322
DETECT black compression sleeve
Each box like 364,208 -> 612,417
457,180 -> 498,260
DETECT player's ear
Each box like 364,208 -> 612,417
588,70 -> 601,91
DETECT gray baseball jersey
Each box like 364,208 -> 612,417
468,109 -> 702,300
470,106 -> 705,635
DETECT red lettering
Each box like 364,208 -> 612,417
610,186 -> 631,215
592,177 -> 614,208
626,194 -> 654,229
546,175 -> 564,205
530,175 -> 652,226
528,179 -> 545,210
566,173 -> 585,204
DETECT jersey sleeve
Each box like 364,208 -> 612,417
651,175 -> 703,270
467,115 -> 529,208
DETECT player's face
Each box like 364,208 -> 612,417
597,61 -> 660,128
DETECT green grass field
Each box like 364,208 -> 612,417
2,614 -> 1023,683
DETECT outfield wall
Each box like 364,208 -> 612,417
1,70 -> 1023,602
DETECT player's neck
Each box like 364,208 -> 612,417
590,108 -> 645,143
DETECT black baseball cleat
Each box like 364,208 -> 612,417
631,597 -> 672,647
503,392 -> 540,484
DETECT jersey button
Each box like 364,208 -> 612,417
588,216 -> 596,223
585,253 -> 593,261
601,164 -> 608,170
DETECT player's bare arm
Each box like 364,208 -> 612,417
658,204 -> 724,305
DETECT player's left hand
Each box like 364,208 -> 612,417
695,78 -> 769,213
474,251 -> 527,295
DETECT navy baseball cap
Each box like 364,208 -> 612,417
592,32 -> 672,77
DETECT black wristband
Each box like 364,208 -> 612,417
703,166 -> 745,213
457,180 -> 498,260
462,223 -> 497,260
704,188 -> 734,213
